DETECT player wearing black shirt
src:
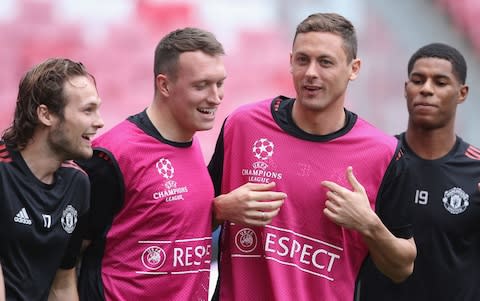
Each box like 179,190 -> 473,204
0,58 -> 104,301
358,43 -> 480,300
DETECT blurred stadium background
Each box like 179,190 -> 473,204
1,0 -> 479,156
1,0 -> 479,298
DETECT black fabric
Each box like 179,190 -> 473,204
0,142 -> 89,301
76,148 -> 123,301
271,96 -> 357,142
358,133 -> 480,301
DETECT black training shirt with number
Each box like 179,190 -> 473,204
0,142 -> 89,301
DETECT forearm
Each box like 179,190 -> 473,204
0,264 -> 5,301
361,215 -> 416,283
48,268 -> 79,301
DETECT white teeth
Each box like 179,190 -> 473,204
198,108 -> 215,114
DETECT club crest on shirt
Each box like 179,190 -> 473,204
235,228 -> 258,253
241,138 -> 283,183
61,205 -> 78,233
442,187 -> 469,214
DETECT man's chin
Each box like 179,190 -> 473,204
73,148 -> 94,160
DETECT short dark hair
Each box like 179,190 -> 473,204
153,27 -> 225,81
407,43 -> 467,84
2,58 -> 95,149
294,13 -> 357,62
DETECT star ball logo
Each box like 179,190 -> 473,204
156,158 -> 174,179
156,158 -> 177,189
252,138 -> 274,161
242,138 -> 283,183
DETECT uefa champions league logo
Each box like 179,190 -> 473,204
156,158 -> 174,179
156,158 -> 177,189
252,138 -> 274,161
243,137 -> 282,183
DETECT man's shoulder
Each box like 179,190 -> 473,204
456,137 -> 480,161
232,97 -> 273,113
0,141 -> 14,165
227,97 -> 278,124
92,118 -> 139,150
59,160 -> 90,185
353,115 -> 398,146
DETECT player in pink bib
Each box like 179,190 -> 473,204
209,13 -> 417,301
77,28 -> 286,301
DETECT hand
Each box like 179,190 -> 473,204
214,182 -> 286,226
321,166 -> 378,233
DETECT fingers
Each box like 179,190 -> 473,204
320,180 -> 344,194
249,207 -> 282,226
346,166 -> 365,193
321,166 -> 365,195
243,181 -> 277,190
255,199 -> 284,211
242,182 -> 287,201
214,182 -> 286,226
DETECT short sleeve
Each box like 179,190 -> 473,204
75,148 -> 123,241
375,142 -> 413,239
208,122 -> 226,197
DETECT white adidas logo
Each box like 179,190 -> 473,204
14,208 -> 32,225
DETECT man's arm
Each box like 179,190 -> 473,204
0,263 -> 5,301
48,268 -> 78,301
321,167 -> 416,283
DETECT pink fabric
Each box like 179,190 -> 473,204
219,99 -> 397,300
94,120 -> 213,301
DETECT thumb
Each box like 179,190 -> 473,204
346,166 -> 363,192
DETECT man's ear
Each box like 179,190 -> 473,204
457,84 -> 469,105
156,74 -> 170,96
37,104 -> 54,126
349,58 -> 361,81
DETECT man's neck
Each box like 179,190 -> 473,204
405,126 -> 456,160
291,101 -> 346,136
20,143 -> 62,184
146,102 -> 193,143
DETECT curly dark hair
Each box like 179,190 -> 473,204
2,58 -> 95,150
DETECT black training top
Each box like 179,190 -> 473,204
0,142 -> 89,301
359,133 -> 480,301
